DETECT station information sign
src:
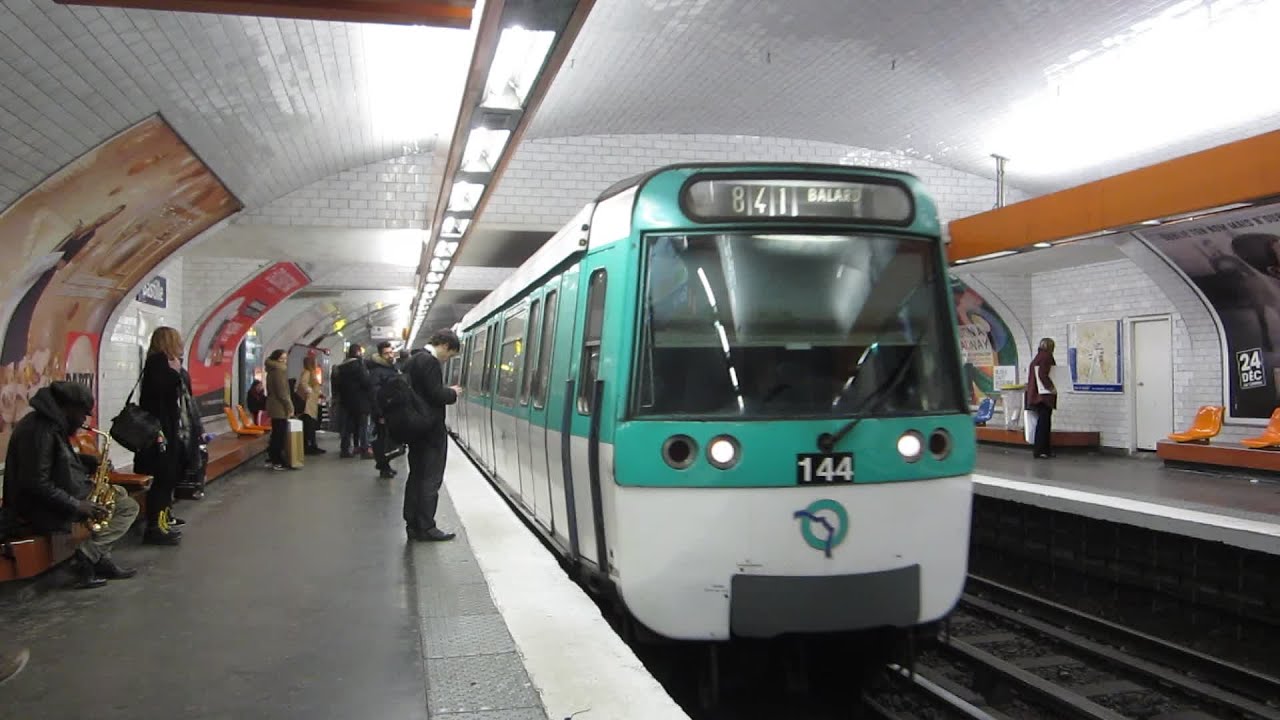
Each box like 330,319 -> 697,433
682,177 -> 913,223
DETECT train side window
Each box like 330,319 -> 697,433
468,330 -> 488,393
532,290 -> 558,409
520,298 -> 542,406
459,337 -> 471,388
496,309 -> 527,406
482,324 -> 498,395
577,270 -> 607,415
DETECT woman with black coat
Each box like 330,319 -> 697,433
133,326 -> 204,545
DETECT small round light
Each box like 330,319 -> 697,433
897,431 -> 923,462
661,435 -> 697,470
929,429 -> 952,460
707,435 -> 740,469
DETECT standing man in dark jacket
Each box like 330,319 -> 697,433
404,329 -> 462,541
366,340 -> 401,479
336,344 -> 373,459
0,381 -> 139,588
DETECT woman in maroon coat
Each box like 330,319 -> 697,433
1025,338 -> 1058,458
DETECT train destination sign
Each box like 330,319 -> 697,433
682,177 -> 913,223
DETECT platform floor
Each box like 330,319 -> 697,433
976,445 -> 1280,520
974,445 -> 1280,554
0,446 -> 545,719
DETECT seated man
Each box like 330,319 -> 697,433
0,381 -> 138,589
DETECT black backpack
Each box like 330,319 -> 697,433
377,374 -> 434,444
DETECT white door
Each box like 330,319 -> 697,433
1132,318 -> 1174,451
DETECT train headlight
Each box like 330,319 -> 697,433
661,435 -> 697,470
929,429 -> 952,460
897,431 -> 924,463
707,435 -> 740,469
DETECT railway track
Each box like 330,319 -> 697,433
914,575 -> 1280,720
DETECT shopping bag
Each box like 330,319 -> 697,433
1023,407 -> 1038,444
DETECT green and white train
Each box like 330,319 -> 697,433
445,163 -> 975,642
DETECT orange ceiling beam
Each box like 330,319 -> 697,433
55,0 -> 475,28
947,129 -> 1280,263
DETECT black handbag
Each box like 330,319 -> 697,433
110,370 -> 166,453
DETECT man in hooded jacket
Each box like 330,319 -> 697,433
0,381 -> 139,588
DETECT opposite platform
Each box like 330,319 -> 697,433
974,445 -> 1280,555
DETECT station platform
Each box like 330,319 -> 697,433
0,437 -> 685,719
973,445 -> 1280,555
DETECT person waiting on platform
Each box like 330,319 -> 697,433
135,326 -> 202,545
264,349 -> 295,470
335,344 -> 373,459
366,341 -> 401,479
246,379 -> 267,426
296,355 -> 326,456
1025,337 -> 1058,459
403,329 -> 463,542
0,381 -> 139,588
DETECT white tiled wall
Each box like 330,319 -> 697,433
479,134 -> 1028,233
98,257 -> 184,468
233,152 -> 443,230
965,236 -> 1244,450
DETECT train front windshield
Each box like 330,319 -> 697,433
633,232 -> 965,418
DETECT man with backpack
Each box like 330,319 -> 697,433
379,329 -> 461,542
366,341 -> 401,479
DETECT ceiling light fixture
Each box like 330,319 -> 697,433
480,27 -> 556,111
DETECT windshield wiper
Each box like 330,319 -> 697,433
817,343 -> 919,453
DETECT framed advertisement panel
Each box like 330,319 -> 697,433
1068,319 -> 1123,393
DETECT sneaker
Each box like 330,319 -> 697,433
0,648 -> 30,686
271,463 -> 289,471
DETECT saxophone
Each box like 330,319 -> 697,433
83,428 -> 116,534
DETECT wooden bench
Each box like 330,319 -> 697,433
976,426 -> 1102,448
1156,439 -> 1280,473
0,430 -> 269,582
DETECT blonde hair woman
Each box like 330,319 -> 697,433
297,354 -> 326,455
133,326 -> 203,544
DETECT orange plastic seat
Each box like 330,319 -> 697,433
224,407 -> 265,437
1241,408 -> 1280,449
237,405 -> 271,432
1168,406 -> 1224,443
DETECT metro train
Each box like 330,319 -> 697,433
443,162 -> 975,644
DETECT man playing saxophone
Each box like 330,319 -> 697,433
0,381 -> 138,589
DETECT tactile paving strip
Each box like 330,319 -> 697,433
426,653 -> 541,714
422,614 -> 516,658
417,580 -> 497,619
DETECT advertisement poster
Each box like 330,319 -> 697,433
1067,320 -> 1123,392
187,262 -> 311,417
0,115 -> 239,456
951,277 -> 1020,408
1137,204 -> 1280,419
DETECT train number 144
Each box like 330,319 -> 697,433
796,453 -> 854,485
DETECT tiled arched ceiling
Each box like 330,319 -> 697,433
529,0 -> 1280,194
0,0 -> 474,211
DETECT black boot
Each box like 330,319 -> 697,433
95,557 -> 137,580
71,553 -> 106,589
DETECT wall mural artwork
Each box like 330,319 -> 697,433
950,276 -> 1020,408
187,262 -> 311,418
0,114 -> 241,457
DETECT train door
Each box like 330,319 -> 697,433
493,307 -> 528,502
524,284 -> 559,530
466,325 -> 491,468
543,268 -> 582,551
515,292 -> 543,522
453,337 -> 470,445
481,321 -> 500,472
566,259 -> 611,569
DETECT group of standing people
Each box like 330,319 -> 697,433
244,348 -> 328,471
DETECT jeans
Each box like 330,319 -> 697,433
79,487 -> 139,563
1033,403 -> 1054,456
268,418 -> 289,465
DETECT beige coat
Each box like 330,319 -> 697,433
298,370 -> 322,418
265,357 -> 293,419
